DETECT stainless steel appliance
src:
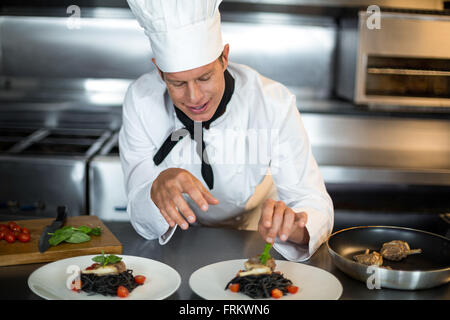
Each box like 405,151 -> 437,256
0,11 -> 125,218
0,125 -> 112,217
302,113 -> 450,186
89,132 -> 129,221
337,10 -> 450,109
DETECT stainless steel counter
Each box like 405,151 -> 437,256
0,219 -> 448,300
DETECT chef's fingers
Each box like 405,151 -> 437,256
160,209 -> 175,228
260,199 -> 276,229
278,207 -> 295,242
182,180 -> 210,211
170,190 -> 196,224
201,188 -> 220,205
153,192 -> 175,227
266,201 -> 285,243
257,200 -> 272,240
162,191 -> 189,230
292,212 -> 309,244
295,211 -> 308,228
193,179 -> 219,207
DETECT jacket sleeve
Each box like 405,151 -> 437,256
119,84 -> 177,244
269,90 -> 334,261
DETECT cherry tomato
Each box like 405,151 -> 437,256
4,233 -> 15,243
134,275 -> 146,285
71,279 -> 82,292
271,288 -> 283,299
21,227 -> 30,234
85,263 -> 100,271
11,225 -> 21,233
0,224 -> 8,231
287,285 -> 299,294
17,232 -> 31,243
7,221 -> 18,230
0,230 -> 6,240
117,285 -> 129,298
229,283 -> 240,293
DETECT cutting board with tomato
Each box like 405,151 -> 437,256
0,215 -> 122,266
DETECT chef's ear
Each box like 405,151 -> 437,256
220,44 -> 230,71
152,58 -> 164,80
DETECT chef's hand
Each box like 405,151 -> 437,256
258,199 -> 310,245
151,168 -> 219,230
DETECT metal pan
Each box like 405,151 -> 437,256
327,226 -> 450,290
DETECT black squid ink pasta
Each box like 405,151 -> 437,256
80,270 -> 142,296
225,272 -> 293,299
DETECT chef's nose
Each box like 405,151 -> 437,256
186,81 -> 204,103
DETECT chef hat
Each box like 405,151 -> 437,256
127,0 -> 224,72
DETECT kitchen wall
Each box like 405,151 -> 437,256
0,1 -> 449,233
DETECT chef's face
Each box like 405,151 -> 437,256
154,44 -> 229,122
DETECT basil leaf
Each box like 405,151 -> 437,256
48,228 -> 74,246
65,231 -> 91,244
52,226 -> 73,236
259,243 -> 273,265
106,254 -> 122,265
92,251 -> 122,266
92,250 -> 106,264
75,226 -> 92,234
47,225 -> 101,247
92,255 -> 106,264
90,227 -> 102,236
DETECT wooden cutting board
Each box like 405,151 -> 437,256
0,215 -> 122,266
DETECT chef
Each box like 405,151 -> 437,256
120,0 -> 334,261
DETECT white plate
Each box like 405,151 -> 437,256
189,259 -> 343,300
28,255 -> 181,300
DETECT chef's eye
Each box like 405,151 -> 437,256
198,76 -> 211,82
171,81 -> 185,87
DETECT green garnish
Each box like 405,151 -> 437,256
48,225 -> 102,246
92,250 -> 122,266
259,243 -> 273,265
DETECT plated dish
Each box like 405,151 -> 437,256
72,251 -> 145,298
28,254 -> 181,300
224,243 -> 299,299
190,259 -> 343,300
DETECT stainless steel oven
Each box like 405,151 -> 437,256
0,125 -> 112,217
88,132 -> 129,221
337,10 -> 450,109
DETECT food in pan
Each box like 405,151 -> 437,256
352,240 -> 422,267
353,249 -> 383,266
380,240 -> 422,261
70,251 -> 146,298
225,243 -> 299,299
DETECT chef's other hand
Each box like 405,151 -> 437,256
258,199 -> 310,245
151,168 -> 219,230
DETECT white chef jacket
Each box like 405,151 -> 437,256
119,62 -> 334,262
